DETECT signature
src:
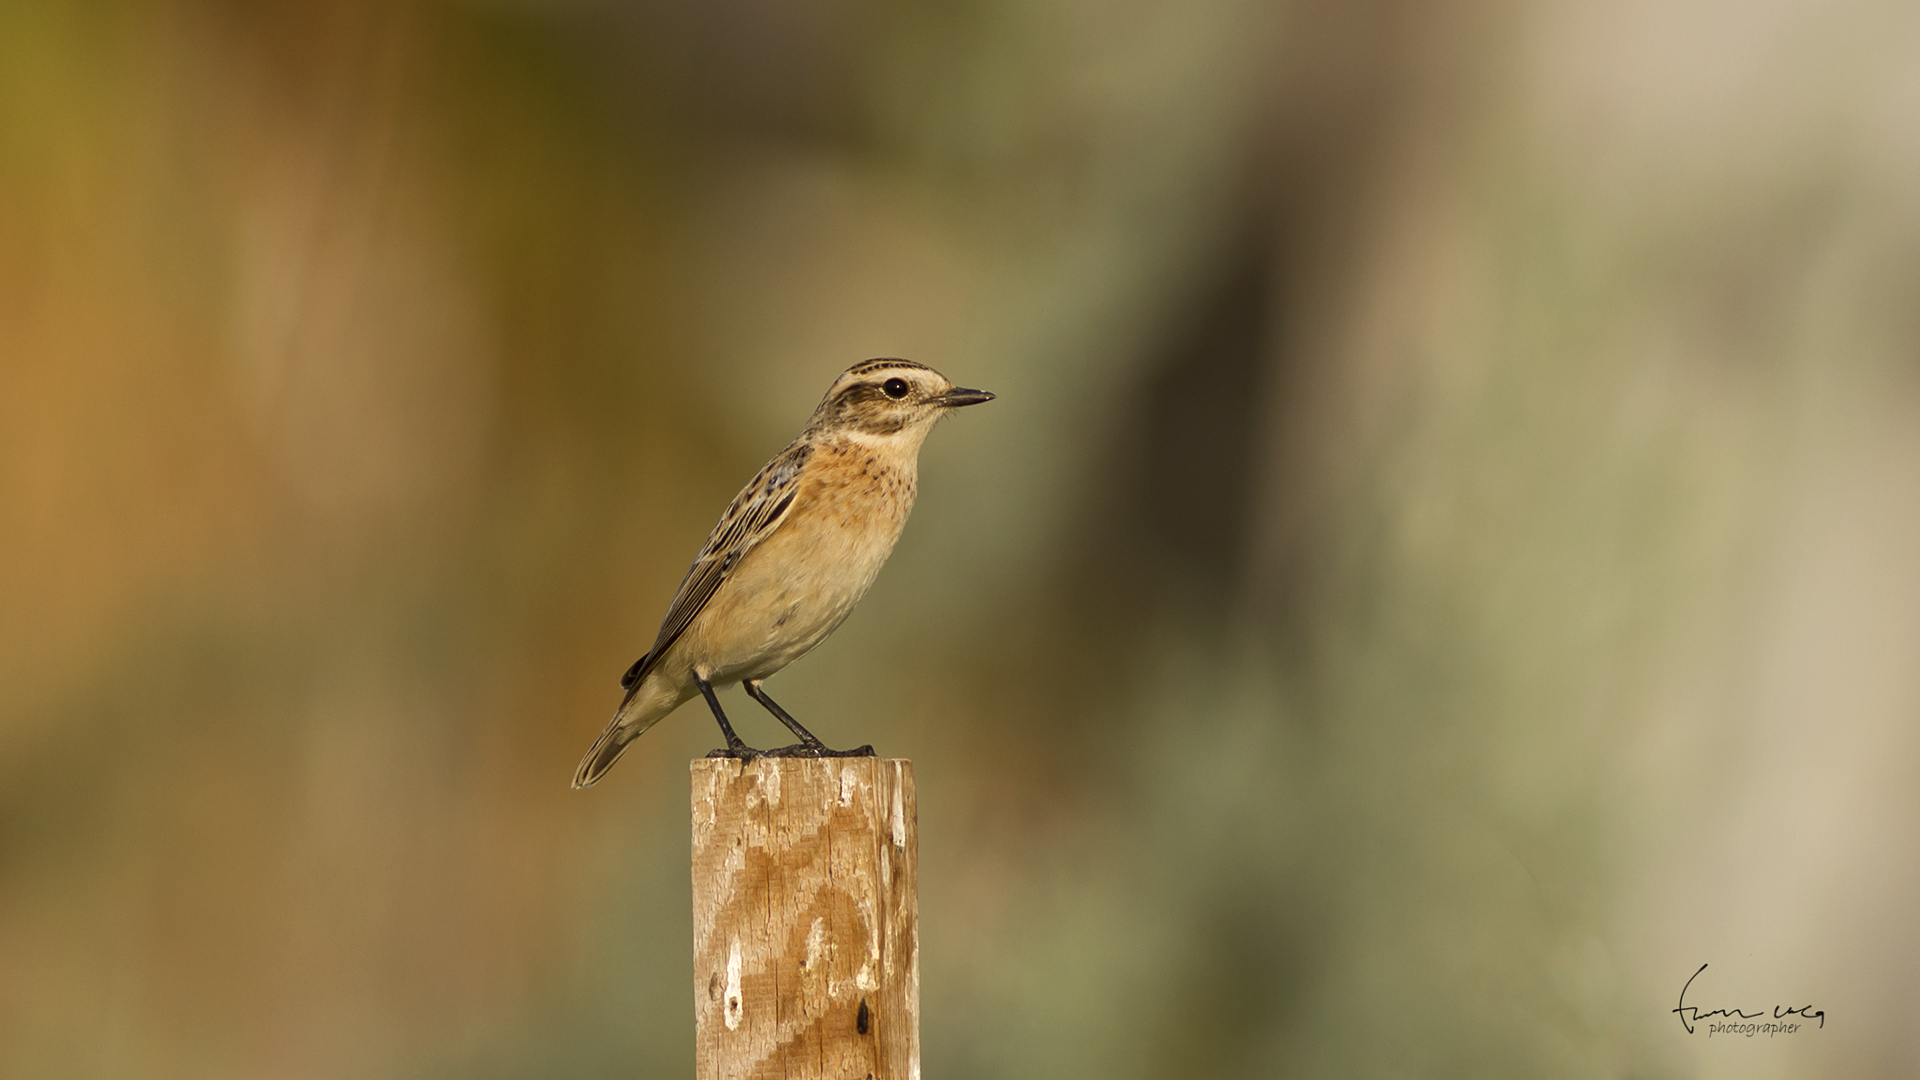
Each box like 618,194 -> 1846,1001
1674,964 -> 1825,1036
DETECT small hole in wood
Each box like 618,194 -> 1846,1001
856,998 -> 871,1035
708,973 -> 720,1001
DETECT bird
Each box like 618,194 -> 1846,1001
572,359 -> 994,788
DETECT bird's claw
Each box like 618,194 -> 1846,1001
704,743 -> 877,764
760,743 -> 876,758
706,743 -> 764,778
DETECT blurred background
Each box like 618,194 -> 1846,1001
4,0 -> 1918,1076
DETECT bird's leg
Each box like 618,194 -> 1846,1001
697,676 -> 759,759
744,680 -> 826,750
745,680 -> 876,758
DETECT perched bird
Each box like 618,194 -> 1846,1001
573,359 -> 994,788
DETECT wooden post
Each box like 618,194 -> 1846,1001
691,758 -> 918,1079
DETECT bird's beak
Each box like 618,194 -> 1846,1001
936,387 -> 995,408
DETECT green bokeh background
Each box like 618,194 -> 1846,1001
4,1 -> 1918,1076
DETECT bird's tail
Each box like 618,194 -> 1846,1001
571,677 -> 687,789
572,722 -> 635,789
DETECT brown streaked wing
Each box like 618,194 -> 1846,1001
614,441 -> 813,700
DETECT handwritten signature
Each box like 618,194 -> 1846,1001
1674,964 -> 1825,1035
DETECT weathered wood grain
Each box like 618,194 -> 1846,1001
691,758 -> 918,1079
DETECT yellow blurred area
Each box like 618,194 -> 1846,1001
3,1 -> 1918,1076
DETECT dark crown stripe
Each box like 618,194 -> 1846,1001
844,358 -> 929,377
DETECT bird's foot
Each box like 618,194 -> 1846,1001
760,743 -> 877,758
705,743 -> 876,762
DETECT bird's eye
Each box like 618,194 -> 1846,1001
882,378 -> 910,399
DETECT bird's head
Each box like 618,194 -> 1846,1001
805,359 -> 994,443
